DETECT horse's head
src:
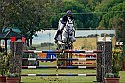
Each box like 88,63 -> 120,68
65,17 -> 74,30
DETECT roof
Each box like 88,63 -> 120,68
2,27 -> 21,33
0,29 -> 22,39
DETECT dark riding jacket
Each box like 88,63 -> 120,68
56,15 -> 74,36
61,15 -> 74,25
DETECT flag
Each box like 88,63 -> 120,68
10,36 -> 16,42
22,37 -> 25,42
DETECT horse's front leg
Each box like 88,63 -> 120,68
62,30 -> 68,43
70,30 -> 76,42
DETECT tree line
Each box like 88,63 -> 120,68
0,0 -> 124,45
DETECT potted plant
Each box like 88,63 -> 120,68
105,47 -> 121,83
6,73 -> 20,83
0,52 -> 8,83
5,51 -> 20,83
105,73 -> 120,83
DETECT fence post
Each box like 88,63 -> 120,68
10,41 -> 23,81
97,37 -> 112,82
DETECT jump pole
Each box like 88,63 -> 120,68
22,66 -> 96,69
22,58 -> 96,61
21,74 -> 96,76
23,50 -> 102,53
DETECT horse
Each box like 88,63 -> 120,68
56,17 -> 76,66
62,17 -> 76,44
56,17 -> 76,50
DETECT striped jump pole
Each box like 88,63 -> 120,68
22,66 -> 96,69
21,73 -> 96,76
22,58 -> 96,61
74,54 -> 96,57
72,62 -> 84,64
23,50 -> 102,53
72,62 -> 96,65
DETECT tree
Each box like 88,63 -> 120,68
50,0 -> 99,30
96,0 -> 125,42
111,18 -> 125,41
0,0 -> 62,46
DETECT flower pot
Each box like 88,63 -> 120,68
105,78 -> 120,83
6,77 -> 20,83
0,76 -> 6,83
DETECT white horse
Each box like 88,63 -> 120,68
55,17 -> 76,47
61,17 -> 76,43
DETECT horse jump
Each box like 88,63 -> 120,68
10,38 -> 112,82
21,49 -> 100,78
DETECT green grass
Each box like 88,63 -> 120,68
21,69 -> 96,83
120,71 -> 125,83
21,62 -> 96,83
21,62 -> 125,83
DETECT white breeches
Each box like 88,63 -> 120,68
58,18 -> 64,30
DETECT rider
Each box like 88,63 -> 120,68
54,10 -> 74,43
